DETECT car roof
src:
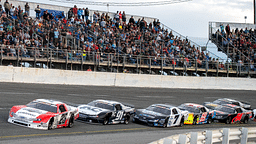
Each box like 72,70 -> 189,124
34,99 -> 63,105
152,104 -> 175,109
93,99 -> 120,105
182,103 -> 204,108
223,104 -> 241,108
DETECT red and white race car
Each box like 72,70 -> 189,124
8,99 -> 79,130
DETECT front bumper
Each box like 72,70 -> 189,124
8,117 -> 48,130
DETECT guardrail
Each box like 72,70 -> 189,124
149,127 -> 256,144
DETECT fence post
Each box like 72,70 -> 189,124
0,45 -> 3,65
205,131 -> 212,144
34,48 -> 36,68
123,55 -> 126,71
222,128 -> 230,144
50,49 -> 52,69
240,127 -> 248,144
190,132 -> 198,144
163,138 -> 173,144
17,47 -> 20,67
178,134 -> 187,144
66,50 -> 68,70
137,56 -> 139,74
81,51 -> 83,71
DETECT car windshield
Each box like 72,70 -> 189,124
179,106 -> 200,113
146,105 -> 171,115
215,106 -> 235,113
26,101 -> 57,113
213,100 -> 229,105
88,101 -> 114,110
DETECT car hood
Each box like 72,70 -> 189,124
14,107 -> 49,120
136,109 -> 166,119
78,105 -> 110,115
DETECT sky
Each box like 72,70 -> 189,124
23,0 -> 254,38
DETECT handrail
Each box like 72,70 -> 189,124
149,127 -> 256,144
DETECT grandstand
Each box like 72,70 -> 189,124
0,0 -> 255,78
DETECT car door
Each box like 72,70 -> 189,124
232,108 -> 243,122
199,107 -> 208,123
57,104 -> 69,126
168,108 -> 180,126
113,104 -> 125,122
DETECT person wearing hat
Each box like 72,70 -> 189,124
34,5 -> 41,19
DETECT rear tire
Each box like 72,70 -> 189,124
180,117 -> 184,127
68,114 -> 74,128
225,116 -> 231,124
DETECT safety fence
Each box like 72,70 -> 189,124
150,127 -> 256,144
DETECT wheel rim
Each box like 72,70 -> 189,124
103,118 -> 108,125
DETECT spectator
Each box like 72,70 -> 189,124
77,8 -> 82,19
4,0 -> 11,16
25,2 -> 29,16
84,7 -> 89,21
34,5 -> 41,19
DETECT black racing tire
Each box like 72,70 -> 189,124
68,114 -> 74,128
243,117 -> 248,124
193,116 -> 198,125
48,118 -> 54,130
103,117 -> 109,125
207,116 -> 212,124
124,114 -> 130,125
162,117 -> 169,128
225,116 -> 231,124
179,117 -> 184,127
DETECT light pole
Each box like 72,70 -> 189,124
244,16 -> 247,23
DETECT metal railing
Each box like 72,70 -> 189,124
1,45 -> 256,77
150,127 -> 256,144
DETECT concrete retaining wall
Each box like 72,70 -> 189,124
0,66 -> 255,90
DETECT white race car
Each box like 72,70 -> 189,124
8,99 -> 79,130
133,104 -> 189,127
77,100 -> 135,125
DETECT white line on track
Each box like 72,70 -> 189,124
204,97 -> 221,99
0,92 -> 35,95
67,94 -> 85,96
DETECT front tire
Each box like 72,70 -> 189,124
180,117 -> 184,127
207,116 -> 212,124
48,118 -> 54,130
103,117 -> 109,125
243,117 -> 248,124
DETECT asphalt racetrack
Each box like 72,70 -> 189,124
0,82 -> 255,144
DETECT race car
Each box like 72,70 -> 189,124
77,100 -> 135,125
210,104 -> 254,124
133,104 -> 188,127
8,99 -> 79,130
205,98 -> 252,110
178,103 -> 212,125
203,103 -> 219,111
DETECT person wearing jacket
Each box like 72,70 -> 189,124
34,5 -> 41,19
77,8 -> 82,19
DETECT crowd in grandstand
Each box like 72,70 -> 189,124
0,0 -> 254,71
213,24 -> 256,70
